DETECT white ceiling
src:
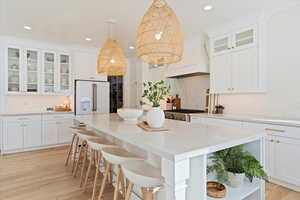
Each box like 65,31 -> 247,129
0,0 -> 297,55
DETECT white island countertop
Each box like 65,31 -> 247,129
190,113 -> 300,127
75,114 -> 264,161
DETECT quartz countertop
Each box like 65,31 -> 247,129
0,111 -> 74,116
190,113 -> 300,127
75,114 -> 264,161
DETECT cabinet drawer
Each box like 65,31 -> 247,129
4,115 -> 42,122
243,122 -> 300,140
42,114 -> 74,121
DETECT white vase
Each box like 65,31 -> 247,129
146,107 -> 165,128
228,172 -> 245,188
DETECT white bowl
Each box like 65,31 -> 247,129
117,108 -> 143,121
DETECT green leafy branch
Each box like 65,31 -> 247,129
207,145 -> 268,184
141,80 -> 171,107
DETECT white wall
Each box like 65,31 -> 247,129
123,57 -> 139,108
218,4 -> 300,119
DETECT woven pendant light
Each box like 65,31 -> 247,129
136,0 -> 184,65
97,22 -> 126,76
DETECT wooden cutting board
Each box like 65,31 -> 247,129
137,121 -> 169,132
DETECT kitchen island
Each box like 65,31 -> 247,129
75,114 -> 266,200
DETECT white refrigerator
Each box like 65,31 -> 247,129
74,80 -> 110,115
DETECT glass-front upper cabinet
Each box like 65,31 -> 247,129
43,52 -> 56,93
233,28 -> 255,49
59,54 -> 71,93
7,48 -> 21,92
25,50 -> 39,93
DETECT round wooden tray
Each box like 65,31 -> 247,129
207,181 -> 226,198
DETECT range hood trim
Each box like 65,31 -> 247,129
167,72 -> 210,79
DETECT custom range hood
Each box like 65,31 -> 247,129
164,35 -> 210,78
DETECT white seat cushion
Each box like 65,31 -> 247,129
122,160 -> 163,188
101,147 -> 143,165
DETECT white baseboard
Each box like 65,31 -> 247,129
270,177 -> 300,193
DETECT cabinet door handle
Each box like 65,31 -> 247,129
269,139 -> 274,143
265,128 -> 285,133
276,140 -> 280,143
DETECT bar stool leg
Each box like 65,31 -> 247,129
74,140 -> 86,177
80,145 -> 89,187
142,188 -> 155,200
65,133 -> 76,166
91,163 -> 100,200
72,136 -> 79,173
124,182 -> 134,200
84,149 -> 94,191
98,162 -> 112,200
113,165 -> 122,200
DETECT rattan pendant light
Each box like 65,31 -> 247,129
97,21 -> 126,76
136,0 -> 184,65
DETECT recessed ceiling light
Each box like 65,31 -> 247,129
85,37 -> 92,41
24,26 -> 32,30
203,5 -> 213,11
129,46 -> 135,50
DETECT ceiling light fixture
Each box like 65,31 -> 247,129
203,5 -> 213,11
136,0 -> 184,65
129,46 -> 135,50
85,37 -> 92,41
24,26 -> 32,30
97,21 -> 126,76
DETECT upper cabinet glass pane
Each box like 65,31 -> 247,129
44,52 -> 55,93
26,50 -> 39,92
7,48 -> 20,92
60,54 -> 70,93
213,37 -> 229,53
235,29 -> 254,48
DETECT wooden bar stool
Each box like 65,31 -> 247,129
82,138 -> 116,200
98,147 -> 143,200
73,130 -> 101,177
65,125 -> 87,166
122,160 -> 163,200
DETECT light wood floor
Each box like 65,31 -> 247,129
1,147 -> 300,200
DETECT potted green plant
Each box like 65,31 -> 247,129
207,145 -> 267,188
141,80 -> 171,128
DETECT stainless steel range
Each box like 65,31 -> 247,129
164,109 -> 205,122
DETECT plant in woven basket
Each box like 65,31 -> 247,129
141,80 -> 171,107
207,145 -> 268,184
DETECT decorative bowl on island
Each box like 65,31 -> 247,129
117,108 -> 143,121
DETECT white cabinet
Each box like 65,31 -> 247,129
210,53 -> 232,93
6,47 -> 22,93
1,114 -> 73,153
5,46 -> 72,95
3,120 -> 24,151
25,49 -> 40,93
58,119 -> 73,143
272,136 -> 300,187
43,120 -> 59,145
73,51 -> 107,81
43,114 -> 74,145
23,120 -> 42,148
42,51 -> 56,93
210,26 -> 264,94
58,54 -> 71,94
2,116 -> 42,151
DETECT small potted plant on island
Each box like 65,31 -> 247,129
141,80 -> 171,128
207,145 -> 267,188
